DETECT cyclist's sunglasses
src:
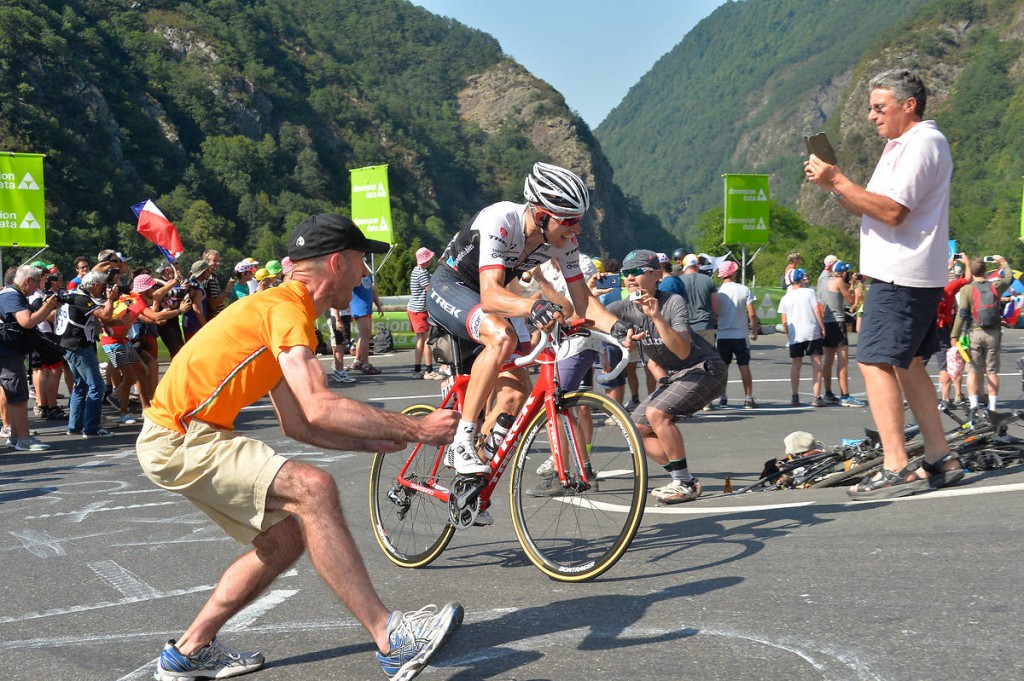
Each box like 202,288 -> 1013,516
621,267 -> 654,278
534,208 -> 582,227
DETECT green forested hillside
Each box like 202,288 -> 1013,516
596,0 -> 931,240
0,0 -> 669,291
599,0 -> 1024,268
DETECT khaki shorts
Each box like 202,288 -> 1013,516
967,327 -> 1001,374
136,417 -> 291,544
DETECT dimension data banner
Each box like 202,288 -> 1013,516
350,165 -> 394,245
0,153 -> 46,247
723,174 -> 769,244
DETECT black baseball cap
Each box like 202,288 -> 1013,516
287,213 -> 390,261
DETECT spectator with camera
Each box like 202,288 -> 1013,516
100,273 -> 184,425
818,260 -> 865,407
182,260 -> 212,341
57,270 -> 122,437
0,265 -> 61,450
26,263 -> 68,420
951,254 -> 1013,416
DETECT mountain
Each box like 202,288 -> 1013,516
0,0 -> 670,290
597,0 -> 956,243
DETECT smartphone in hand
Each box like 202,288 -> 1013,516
805,132 -> 837,165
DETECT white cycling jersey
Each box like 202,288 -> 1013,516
439,201 -> 583,289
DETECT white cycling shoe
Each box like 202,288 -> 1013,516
448,442 -> 491,476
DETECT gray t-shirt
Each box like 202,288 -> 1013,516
607,291 -> 721,373
678,272 -> 716,330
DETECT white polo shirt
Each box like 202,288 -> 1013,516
860,120 -> 952,288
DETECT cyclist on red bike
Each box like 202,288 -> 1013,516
426,163 -> 633,505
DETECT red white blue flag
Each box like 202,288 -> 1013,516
131,199 -> 184,262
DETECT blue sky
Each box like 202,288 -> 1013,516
411,0 -> 730,128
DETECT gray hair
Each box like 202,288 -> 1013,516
81,270 -> 106,288
869,69 -> 927,117
13,265 -> 42,286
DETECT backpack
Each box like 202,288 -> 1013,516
970,281 -> 1001,328
372,326 -> 395,354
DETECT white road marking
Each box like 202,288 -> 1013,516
89,560 -> 162,600
23,500 -> 176,521
5,529 -> 125,558
0,583 -> 215,624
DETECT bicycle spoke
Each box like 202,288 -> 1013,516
369,405 -> 456,568
510,392 -> 646,582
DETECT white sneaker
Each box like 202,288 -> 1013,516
422,370 -> 444,380
333,369 -> 356,383
535,456 -> 555,476
117,414 -> 138,425
83,428 -> 115,438
473,509 -> 494,526
15,436 -> 50,451
448,442 -> 490,475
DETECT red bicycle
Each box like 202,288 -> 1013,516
368,321 -> 647,582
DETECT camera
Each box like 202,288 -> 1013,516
105,268 -> 120,285
43,288 -> 69,304
953,252 -> 965,259
629,290 -> 644,301
983,256 -> 997,263
44,273 -> 59,289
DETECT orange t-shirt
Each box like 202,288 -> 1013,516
146,279 -> 318,433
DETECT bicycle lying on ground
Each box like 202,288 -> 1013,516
731,406 -> 1024,494
369,321 -> 648,582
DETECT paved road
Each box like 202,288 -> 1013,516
2,329 -> 1024,680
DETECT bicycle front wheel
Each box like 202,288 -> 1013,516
369,404 -> 456,568
509,391 -> 647,582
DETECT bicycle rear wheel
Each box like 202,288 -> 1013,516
509,391 -> 646,582
369,404 -> 456,568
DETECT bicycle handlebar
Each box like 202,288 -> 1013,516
511,323 -> 630,381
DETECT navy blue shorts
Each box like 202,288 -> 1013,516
857,280 -> 942,369
716,337 -> 751,366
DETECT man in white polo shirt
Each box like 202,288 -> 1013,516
804,68 -> 963,500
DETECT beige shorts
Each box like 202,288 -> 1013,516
136,417 -> 291,544
967,327 -> 1001,374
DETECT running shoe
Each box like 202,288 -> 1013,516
409,369 -> 425,379
811,396 -> 827,408
473,509 -> 493,526
718,396 -> 728,407
333,369 -> 356,383
83,428 -> 115,438
790,395 -> 802,407
154,637 -> 264,680
422,370 -> 444,380
118,414 -> 138,425
377,602 -> 464,681
651,478 -> 702,504
535,456 -> 555,476
840,395 -> 866,408
743,397 -> 757,410
823,392 -> 840,405
32,405 -> 46,418
14,436 -> 50,451
526,473 -> 562,497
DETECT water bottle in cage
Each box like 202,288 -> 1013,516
482,412 -> 514,461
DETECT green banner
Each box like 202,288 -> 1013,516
723,174 -> 769,244
350,164 -> 394,245
0,153 -> 46,247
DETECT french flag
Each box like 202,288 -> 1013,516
131,200 -> 185,262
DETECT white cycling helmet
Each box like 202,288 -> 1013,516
523,162 -> 590,217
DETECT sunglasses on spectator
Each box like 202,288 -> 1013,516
534,208 -> 582,227
621,267 -> 654,278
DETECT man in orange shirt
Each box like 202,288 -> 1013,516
137,214 -> 464,681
